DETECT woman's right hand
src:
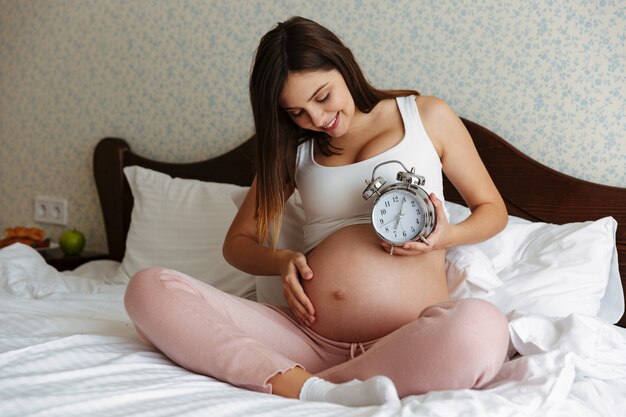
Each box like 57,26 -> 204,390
280,251 -> 315,326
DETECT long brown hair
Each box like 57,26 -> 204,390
249,16 -> 419,247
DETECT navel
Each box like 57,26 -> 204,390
332,290 -> 346,301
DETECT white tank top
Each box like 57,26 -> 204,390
295,95 -> 445,253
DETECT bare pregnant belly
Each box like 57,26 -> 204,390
303,224 -> 450,342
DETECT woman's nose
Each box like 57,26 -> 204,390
309,109 -> 326,128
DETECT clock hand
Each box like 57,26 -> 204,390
395,213 -> 406,231
381,216 -> 400,227
382,213 -> 404,231
394,199 -> 407,230
394,215 -> 402,231
399,197 -> 407,216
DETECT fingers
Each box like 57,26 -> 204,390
429,193 -> 447,229
284,281 -> 316,326
292,253 -> 313,281
380,240 -> 431,256
282,252 -> 315,326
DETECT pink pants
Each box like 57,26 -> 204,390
124,267 -> 509,398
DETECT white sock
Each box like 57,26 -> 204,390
299,376 -> 400,407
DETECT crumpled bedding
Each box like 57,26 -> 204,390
1,243 -> 625,417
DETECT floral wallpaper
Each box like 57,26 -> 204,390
0,0 -> 624,252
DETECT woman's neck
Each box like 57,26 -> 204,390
333,99 -> 392,146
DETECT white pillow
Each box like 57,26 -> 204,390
480,215 -> 618,319
446,202 -> 620,321
121,166 -> 256,299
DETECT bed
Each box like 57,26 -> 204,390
1,118 -> 626,416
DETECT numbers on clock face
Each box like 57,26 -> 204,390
372,189 -> 425,244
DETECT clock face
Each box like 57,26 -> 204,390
372,188 -> 426,244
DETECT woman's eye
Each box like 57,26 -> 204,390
317,94 -> 330,103
290,111 -> 303,118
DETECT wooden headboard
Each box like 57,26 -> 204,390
93,136 -> 256,262
93,118 -> 626,325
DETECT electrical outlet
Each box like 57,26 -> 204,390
34,196 -> 68,226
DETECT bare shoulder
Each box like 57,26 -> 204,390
415,94 -> 451,115
415,95 -> 461,130
415,95 -> 468,158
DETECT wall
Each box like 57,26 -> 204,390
1,0 -> 624,252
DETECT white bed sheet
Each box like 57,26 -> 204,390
1,244 -> 626,417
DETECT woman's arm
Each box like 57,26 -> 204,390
223,178 -> 316,325
419,95 -> 508,248
223,177 -> 294,275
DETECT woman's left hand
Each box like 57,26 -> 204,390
380,193 -> 450,256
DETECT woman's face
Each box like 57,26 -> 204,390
279,69 -> 355,137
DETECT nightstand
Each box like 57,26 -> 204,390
42,248 -> 109,271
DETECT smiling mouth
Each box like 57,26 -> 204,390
322,113 -> 339,131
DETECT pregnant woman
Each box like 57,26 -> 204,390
125,16 -> 510,406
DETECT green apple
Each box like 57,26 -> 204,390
59,229 -> 86,255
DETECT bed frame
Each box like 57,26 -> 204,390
93,118 -> 626,326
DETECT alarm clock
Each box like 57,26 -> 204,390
362,160 -> 436,253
